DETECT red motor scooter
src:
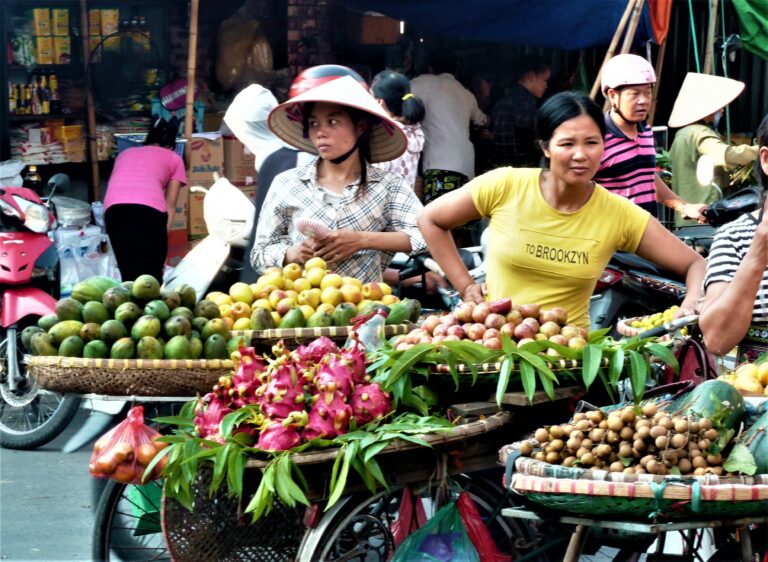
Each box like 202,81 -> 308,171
0,174 -> 80,449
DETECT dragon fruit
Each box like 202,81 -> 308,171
304,391 -> 353,441
229,348 -> 268,408
193,392 -> 232,441
294,336 -> 339,365
261,362 -> 306,419
314,355 -> 355,404
340,339 -> 369,384
257,421 -> 302,451
349,383 -> 391,426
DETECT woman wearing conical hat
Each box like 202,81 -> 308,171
668,73 -> 758,226
252,75 -> 427,284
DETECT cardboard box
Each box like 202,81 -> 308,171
101,9 -> 120,36
188,189 -> 208,238
223,136 -> 256,185
203,111 -> 226,133
35,36 -> 54,65
170,186 -> 189,231
52,9 -> 69,36
166,229 -> 189,267
187,134 -> 224,183
89,10 -> 101,36
53,37 -> 71,64
32,8 -> 51,36
348,14 -> 399,45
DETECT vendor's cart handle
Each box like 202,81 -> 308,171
637,314 -> 699,339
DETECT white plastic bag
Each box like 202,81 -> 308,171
0,160 -> 25,186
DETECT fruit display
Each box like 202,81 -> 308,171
193,338 -> 391,451
392,299 -> 587,352
719,362 -> 768,395
627,305 -> 681,331
23,274 -> 232,360
207,259 -> 420,331
518,380 -> 747,476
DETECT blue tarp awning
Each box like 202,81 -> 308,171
344,0 -> 654,50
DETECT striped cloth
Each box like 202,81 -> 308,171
704,213 -> 768,322
593,113 -> 658,209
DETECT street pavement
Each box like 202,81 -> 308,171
0,409 -> 104,561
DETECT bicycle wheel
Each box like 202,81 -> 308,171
297,471 -> 557,561
0,325 -> 81,450
92,479 -> 169,562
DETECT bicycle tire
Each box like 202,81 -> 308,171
92,479 -> 169,562
297,471 -> 559,561
0,325 -> 81,450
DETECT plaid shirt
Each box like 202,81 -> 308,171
490,84 -> 540,167
252,159 -> 426,283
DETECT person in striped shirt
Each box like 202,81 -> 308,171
593,54 -> 706,222
699,113 -> 768,357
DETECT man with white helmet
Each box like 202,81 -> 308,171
593,54 -> 706,223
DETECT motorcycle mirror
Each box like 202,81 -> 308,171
695,155 -> 715,186
47,173 -> 70,195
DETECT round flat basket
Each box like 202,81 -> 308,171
26,356 -> 232,396
616,317 -> 673,341
502,441 -> 768,520
232,324 -> 412,352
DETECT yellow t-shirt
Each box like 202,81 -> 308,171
471,168 -> 651,328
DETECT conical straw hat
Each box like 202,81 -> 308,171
268,76 -> 406,163
668,73 -> 745,128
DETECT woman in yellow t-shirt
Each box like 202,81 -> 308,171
418,92 -> 705,329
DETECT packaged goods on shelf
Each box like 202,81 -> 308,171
88,9 -> 101,35
53,37 -> 71,64
100,9 -> 119,36
52,9 -> 69,36
35,37 -> 54,65
56,124 -> 82,141
32,8 -> 51,36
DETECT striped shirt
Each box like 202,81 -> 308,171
251,159 -> 426,283
704,213 -> 768,322
593,114 -> 657,209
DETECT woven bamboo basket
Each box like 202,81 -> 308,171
500,441 -> 768,520
25,355 -> 233,396
231,323 -> 413,352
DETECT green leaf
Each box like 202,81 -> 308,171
274,454 -> 298,507
227,448 -> 245,499
496,356 -> 514,406
440,346 -> 459,390
608,347 -> 625,386
588,327 -> 611,343
581,345 -> 602,390
644,342 -> 679,372
500,333 -> 517,354
723,443 -> 757,475
362,440 -> 390,464
350,455 -> 377,494
520,360 -> 536,402
381,344 -> 434,389
539,371 -> 555,401
628,350 -> 649,403
326,443 -> 354,510
365,456 -> 388,489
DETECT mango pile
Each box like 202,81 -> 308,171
23,274 -> 233,360
628,306 -> 687,334
214,258 -> 420,331
719,362 -> 768,396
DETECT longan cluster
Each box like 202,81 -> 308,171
519,402 -> 726,476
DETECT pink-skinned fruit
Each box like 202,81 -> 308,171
488,298 -> 512,315
262,381 -> 305,419
257,421 -> 302,451
293,336 -> 340,365
340,340 -> 368,384
472,303 -> 491,323
484,313 -> 505,330
454,302 -> 476,324
314,354 -> 355,400
439,313 -> 458,326
349,383 -> 391,426
519,303 -> 541,319
193,393 -> 232,441
422,314 -> 442,335
303,391 -> 352,440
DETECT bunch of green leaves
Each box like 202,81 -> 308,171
369,329 -> 678,409
152,402 -> 454,522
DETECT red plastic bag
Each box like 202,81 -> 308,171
89,406 -> 168,484
457,492 -> 511,562
391,486 -> 428,549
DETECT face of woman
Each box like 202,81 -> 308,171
542,114 -> 604,184
307,102 -> 364,161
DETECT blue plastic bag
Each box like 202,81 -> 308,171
391,500 -> 480,562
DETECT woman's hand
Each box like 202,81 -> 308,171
284,239 -> 317,265
312,230 -> 362,265
460,282 -> 487,304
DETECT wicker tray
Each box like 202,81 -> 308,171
616,317 -> 674,341
428,358 -> 590,375
245,410 -> 511,468
26,355 -> 233,396
501,441 -> 768,520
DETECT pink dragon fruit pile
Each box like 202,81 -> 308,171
193,337 -> 392,451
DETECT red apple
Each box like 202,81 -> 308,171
522,317 -> 540,332
454,302 -> 476,323
484,337 -> 502,350
513,323 -> 536,340
488,298 -> 512,315
439,313 -> 458,326
446,325 -> 466,339
519,303 -> 541,319
578,327 -> 589,339
432,324 -> 450,338
471,303 -> 491,323
466,323 -> 486,341
484,313 -> 505,330
483,328 -> 501,341
422,315 -> 442,335
539,309 -> 559,324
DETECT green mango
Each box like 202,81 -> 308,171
82,301 -> 109,325
55,298 -> 83,322
114,302 -> 143,326
29,332 -> 58,356
21,326 -> 45,352
137,336 -> 164,360
131,315 -> 162,340
144,300 -> 171,322
131,274 -> 161,302
37,314 -> 60,331
102,286 -> 131,315
49,320 -> 84,346
203,333 -> 228,359
79,322 -> 102,342
164,335 -> 191,359
250,307 -> 276,330
306,310 -> 333,328
170,306 -> 194,323
189,337 -> 203,359
278,308 -> 306,329
164,316 -> 191,338
332,303 -> 358,327
83,340 -> 108,359
59,335 -> 84,357
385,303 -> 411,325
110,337 -> 135,359
100,319 -> 128,347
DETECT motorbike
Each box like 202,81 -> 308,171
590,184 -> 761,331
0,173 -> 82,449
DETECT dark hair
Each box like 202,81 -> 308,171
371,71 -> 425,125
758,113 -> 768,190
536,92 -> 606,157
145,116 -> 179,149
427,49 -> 457,75
514,55 -> 550,82
301,102 -> 373,187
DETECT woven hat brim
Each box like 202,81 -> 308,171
268,76 -> 407,164
668,73 -> 745,128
